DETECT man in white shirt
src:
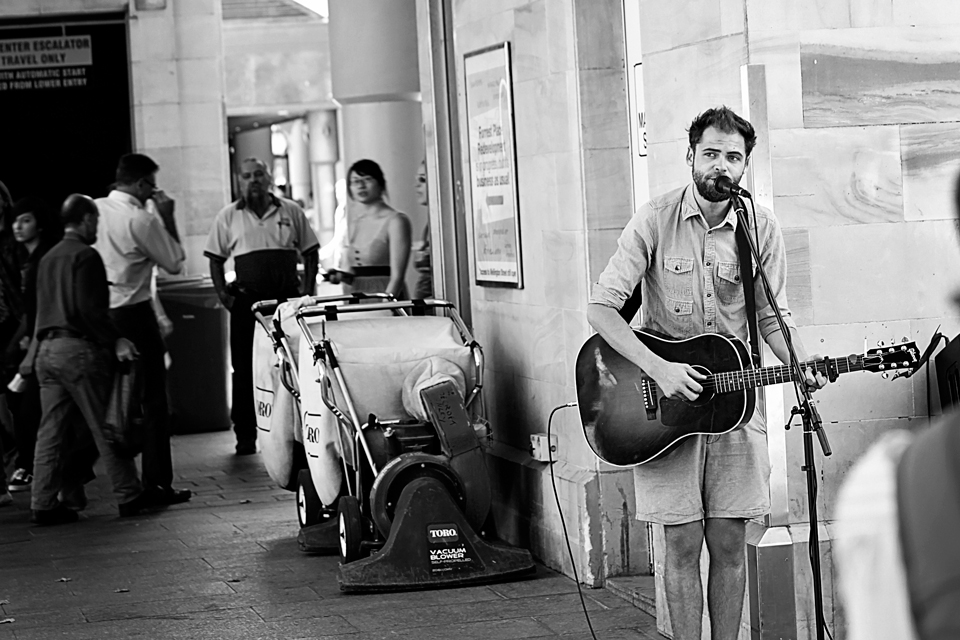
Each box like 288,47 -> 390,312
94,153 -> 191,506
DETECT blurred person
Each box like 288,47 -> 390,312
25,194 -> 151,524
413,160 -> 433,300
93,154 -> 191,506
835,174 -> 960,640
5,197 -> 62,493
0,180 -> 23,472
327,159 -> 411,299
206,158 -> 319,455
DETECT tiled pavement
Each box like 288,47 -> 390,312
0,430 -> 660,639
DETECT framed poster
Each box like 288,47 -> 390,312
463,42 -> 523,288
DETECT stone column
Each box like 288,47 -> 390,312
328,0 -> 425,292
308,109 -> 339,245
286,118 -> 312,205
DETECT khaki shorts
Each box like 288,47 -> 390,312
632,408 -> 771,525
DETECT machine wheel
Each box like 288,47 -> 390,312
338,496 -> 363,564
297,468 -> 322,528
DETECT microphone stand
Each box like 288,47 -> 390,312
729,193 -> 830,640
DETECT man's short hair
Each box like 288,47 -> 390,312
60,194 -> 98,227
687,106 -> 757,158
115,153 -> 159,186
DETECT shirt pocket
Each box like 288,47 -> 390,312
716,261 -> 745,304
665,296 -> 693,316
663,256 -> 694,299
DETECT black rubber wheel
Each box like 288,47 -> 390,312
338,496 -> 363,564
297,468 -> 322,528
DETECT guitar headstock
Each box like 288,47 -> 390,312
863,341 -> 921,373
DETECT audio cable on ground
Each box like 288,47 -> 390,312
547,401 -> 599,640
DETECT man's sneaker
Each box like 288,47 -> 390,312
31,503 -> 79,526
0,491 -> 12,507
146,486 -> 192,505
8,468 -> 31,492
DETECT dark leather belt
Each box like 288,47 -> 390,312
42,328 -> 86,341
352,266 -> 390,278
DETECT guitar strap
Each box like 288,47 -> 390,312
734,208 -> 761,367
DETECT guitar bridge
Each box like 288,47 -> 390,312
641,378 -> 658,420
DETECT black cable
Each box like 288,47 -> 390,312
547,401 -> 599,640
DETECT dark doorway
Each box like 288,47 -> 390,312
0,11 -> 132,211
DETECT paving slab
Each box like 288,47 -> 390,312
0,430 -> 657,639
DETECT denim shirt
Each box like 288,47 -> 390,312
590,185 -> 796,345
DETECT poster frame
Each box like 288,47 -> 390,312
463,41 -> 524,288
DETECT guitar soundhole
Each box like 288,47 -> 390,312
687,364 -> 715,407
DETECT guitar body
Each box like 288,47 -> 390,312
576,331 -> 756,467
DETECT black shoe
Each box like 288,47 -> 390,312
118,492 -> 156,517
31,503 -> 80,526
235,440 -> 257,455
148,487 -> 192,505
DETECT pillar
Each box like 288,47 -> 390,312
327,0 -> 425,293
286,118 -> 313,205
308,109 -> 339,245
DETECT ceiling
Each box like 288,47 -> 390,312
221,0 -> 321,21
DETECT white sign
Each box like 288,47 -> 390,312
0,36 -> 93,70
463,43 -> 523,288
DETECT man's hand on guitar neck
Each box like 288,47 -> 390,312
648,358 -> 707,402
803,354 -> 829,392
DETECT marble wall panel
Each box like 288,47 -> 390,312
747,32 -> 803,130
746,0 -> 852,33
800,26 -> 960,128
513,72 -> 576,158
901,122 -> 960,222
642,36 -> 746,147
587,227 -> 623,286
554,151 -> 586,232
452,4 -> 515,54
181,145 -> 228,195
579,68 -> 628,151
563,308 -> 592,389
782,228 -> 814,326
848,0 -> 894,27
173,0 -> 218,17
139,103 -> 183,149
572,0 -> 623,70
638,0 -> 744,55
546,0 -> 576,74
583,148 -> 634,231
512,0 -> 549,83
180,102 -> 225,148
770,126 -> 903,228
892,0 -> 960,26
178,58 -> 223,104
809,220 -> 960,324
542,230 -> 587,311
129,11 -> 177,63
143,147 -> 185,194
472,300 -> 569,387
645,139 -> 689,198
174,13 -> 222,60
785,417 -> 923,523
131,60 -> 179,106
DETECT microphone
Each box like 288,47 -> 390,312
714,175 -> 752,199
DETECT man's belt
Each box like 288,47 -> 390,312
352,266 -> 390,278
42,328 -> 87,341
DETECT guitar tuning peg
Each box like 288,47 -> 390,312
878,340 -> 885,347
882,372 -> 889,379
901,337 -> 909,343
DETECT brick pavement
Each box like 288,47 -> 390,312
0,430 -> 659,639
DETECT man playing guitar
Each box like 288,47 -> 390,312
587,107 -> 829,639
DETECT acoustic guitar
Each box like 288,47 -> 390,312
575,331 -> 920,467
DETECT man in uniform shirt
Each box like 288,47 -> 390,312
94,153 -> 191,506
205,158 -> 319,455
28,194 -> 149,523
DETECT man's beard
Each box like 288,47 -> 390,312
245,184 -> 269,205
693,169 -> 731,203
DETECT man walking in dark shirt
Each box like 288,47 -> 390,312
26,194 -> 150,524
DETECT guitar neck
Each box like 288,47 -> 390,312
712,355 -> 863,392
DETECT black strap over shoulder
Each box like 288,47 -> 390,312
734,208 -> 761,367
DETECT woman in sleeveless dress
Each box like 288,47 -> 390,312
340,159 -> 411,299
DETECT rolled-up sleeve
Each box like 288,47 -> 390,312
754,213 -> 797,341
589,206 -> 655,311
132,216 -> 184,274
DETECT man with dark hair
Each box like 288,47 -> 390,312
25,194 -> 149,523
206,158 -> 319,455
587,106 -> 827,638
94,153 -> 191,506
